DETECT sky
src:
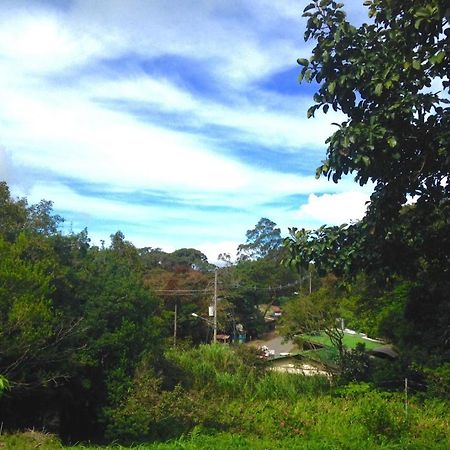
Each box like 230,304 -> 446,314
0,0 -> 372,263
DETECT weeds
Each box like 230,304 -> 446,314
3,345 -> 449,449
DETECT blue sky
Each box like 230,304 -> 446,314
0,0 -> 372,262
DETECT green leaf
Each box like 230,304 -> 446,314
414,7 -> 431,19
361,156 -> 370,166
415,18 -> 424,29
412,59 -> 421,70
387,136 -> 397,148
297,58 -> 309,66
429,51 -> 445,65
374,83 -> 383,96
328,81 -> 336,94
0,375 -> 9,393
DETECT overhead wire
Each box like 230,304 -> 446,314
151,279 -> 303,296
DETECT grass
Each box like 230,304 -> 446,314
4,392 -> 449,449
301,347 -> 339,366
2,345 -> 449,449
300,331 -> 381,350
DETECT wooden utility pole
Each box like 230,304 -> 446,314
213,268 -> 218,343
173,303 -> 177,347
309,269 -> 312,294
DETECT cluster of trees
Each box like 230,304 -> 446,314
0,182 -> 169,440
0,182 -> 297,442
1,0 -> 449,443
284,0 -> 449,373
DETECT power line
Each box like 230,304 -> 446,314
153,288 -> 213,293
151,280 -> 301,295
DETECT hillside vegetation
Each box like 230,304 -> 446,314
1,345 -> 449,449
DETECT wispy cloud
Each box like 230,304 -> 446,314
0,0 -> 371,261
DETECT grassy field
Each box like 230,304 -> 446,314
1,345 -> 449,449
2,388 -> 449,449
300,331 -> 381,350
3,394 -> 450,449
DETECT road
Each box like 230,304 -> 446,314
248,331 -> 296,356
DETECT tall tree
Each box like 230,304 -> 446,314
287,0 -> 450,363
0,185 -> 166,439
237,218 -> 283,261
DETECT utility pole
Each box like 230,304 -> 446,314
404,378 -> 408,420
173,303 -> 177,347
213,268 -> 218,343
309,268 -> 312,294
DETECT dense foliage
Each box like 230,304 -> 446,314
1,3 -> 449,447
0,182 -> 167,440
0,183 -> 300,442
286,0 -> 450,367
1,345 -> 449,449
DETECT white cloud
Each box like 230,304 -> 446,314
0,148 -> 15,184
196,240 -> 240,266
17,181 -> 251,245
297,191 -> 371,226
0,0 -> 372,256
0,10 -> 112,74
0,62 -> 345,199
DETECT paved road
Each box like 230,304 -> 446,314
248,332 -> 296,356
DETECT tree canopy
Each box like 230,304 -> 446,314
300,0 -> 449,210
237,218 -> 283,261
288,0 -> 450,277
286,0 -> 450,364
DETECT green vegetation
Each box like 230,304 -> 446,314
1,1 -> 450,448
300,331 -> 380,351
0,182 -> 299,443
286,0 -> 450,381
1,346 -> 449,449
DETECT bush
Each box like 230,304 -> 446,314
0,430 -> 62,449
422,363 -> 450,398
165,344 -> 257,397
339,344 -> 370,383
356,392 -> 410,442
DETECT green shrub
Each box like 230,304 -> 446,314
98,344 -> 450,448
423,363 -> 450,398
253,371 -> 329,400
356,392 -> 410,442
165,344 -> 258,397
334,381 -> 374,397
0,430 -> 63,449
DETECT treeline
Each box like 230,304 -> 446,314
283,0 -> 450,389
1,177 -> 448,445
0,182 -> 167,440
0,182 -> 297,442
